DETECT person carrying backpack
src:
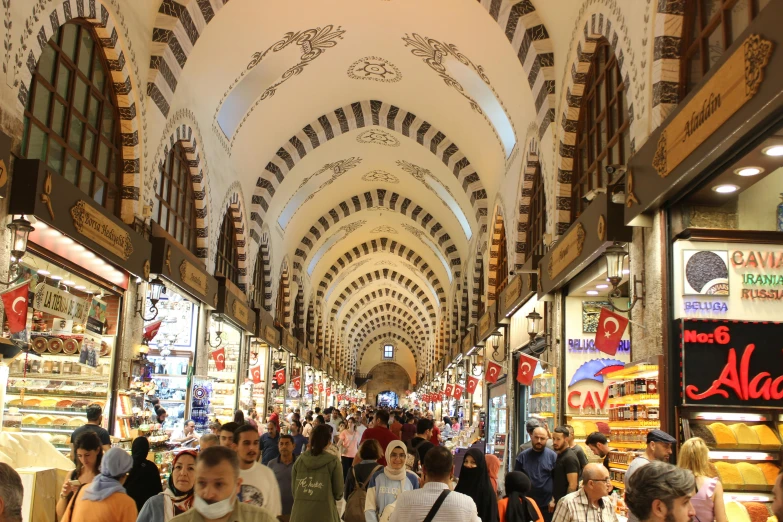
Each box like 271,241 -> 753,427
365,441 -> 420,522
406,418 -> 436,475
343,439 -> 383,522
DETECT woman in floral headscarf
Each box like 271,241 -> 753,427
137,450 -> 197,522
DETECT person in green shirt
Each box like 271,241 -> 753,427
289,424 -> 344,522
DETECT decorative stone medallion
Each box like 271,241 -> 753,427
347,56 -> 402,83
356,128 -> 400,147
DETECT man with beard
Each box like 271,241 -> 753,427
234,425 -> 282,518
551,426 -> 580,511
586,432 -> 614,474
261,422 -> 281,465
624,430 -> 677,522
170,446 -> 276,522
516,426 -> 557,522
268,434 -> 296,521
625,462 -> 696,522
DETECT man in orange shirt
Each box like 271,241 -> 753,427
390,412 -> 403,438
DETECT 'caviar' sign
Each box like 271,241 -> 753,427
681,319 -> 783,406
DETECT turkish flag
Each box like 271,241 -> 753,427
292,376 -> 301,392
595,307 -> 629,355
485,360 -> 502,384
250,365 -> 261,384
307,383 -> 314,395
326,387 -> 331,396
211,347 -> 226,371
337,394 -> 344,401
142,319 -> 162,343
445,383 -> 454,397
1,282 -> 28,334
275,368 -> 286,385
516,353 -> 538,386
318,382 -> 324,393
466,375 -> 480,394
453,384 -> 464,398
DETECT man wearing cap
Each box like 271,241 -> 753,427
623,430 -> 676,522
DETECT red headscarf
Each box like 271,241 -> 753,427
485,454 -> 501,494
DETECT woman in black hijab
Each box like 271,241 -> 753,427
455,447 -> 499,522
499,471 -> 544,522
124,436 -> 162,512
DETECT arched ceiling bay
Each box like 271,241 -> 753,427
161,0 -> 543,373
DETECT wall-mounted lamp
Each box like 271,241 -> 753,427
207,313 -> 224,348
470,353 -> 482,376
526,310 -> 542,340
603,242 -> 645,312
0,217 -> 33,285
135,277 -> 167,320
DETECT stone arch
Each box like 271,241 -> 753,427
275,260 -> 291,328
214,183 -> 249,292
651,1 -> 685,129
358,332 -> 419,371
472,250 -> 484,321
479,0 -> 555,139
294,189 -> 460,278
328,269 -> 438,316
555,9 -> 640,237
346,304 -> 429,342
337,289 -> 431,331
515,138 -> 544,269
352,316 -> 422,348
316,237 -> 450,306
152,119 -> 212,261
16,0 -> 144,224
250,100 -> 487,243
487,202 -> 510,305
460,269 -> 470,330
293,284 -> 305,340
249,231 -> 272,312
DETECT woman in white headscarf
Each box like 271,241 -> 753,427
62,447 -> 138,522
364,440 -> 420,522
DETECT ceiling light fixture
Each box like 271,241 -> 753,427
734,167 -> 763,177
75,285 -> 86,291
50,275 -> 63,281
586,290 -> 599,295
596,284 -> 609,289
762,145 -> 783,157
37,269 -> 50,276
713,184 -> 739,193
63,280 -> 75,286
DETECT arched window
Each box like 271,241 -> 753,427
572,39 -> 630,221
527,164 -> 547,261
22,21 -> 123,214
154,144 -> 197,253
215,212 -> 239,285
680,0 -> 769,99
251,251 -> 266,310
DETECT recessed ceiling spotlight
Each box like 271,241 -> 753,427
75,285 -> 86,291
63,280 -> 75,286
37,269 -> 50,276
712,184 -> 739,193
762,145 -> 783,157
596,284 -> 609,289
50,275 -> 63,281
734,166 -> 763,177
586,290 -> 599,295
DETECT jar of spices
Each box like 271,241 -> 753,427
647,379 -> 658,394
647,407 -> 659,420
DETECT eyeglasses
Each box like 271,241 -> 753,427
590,478 -> 612,484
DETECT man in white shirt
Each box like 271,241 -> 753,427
390,446 -> 480,522
234,424 -> 282,517
551,463 -> 618,522
170,419 -> 198,448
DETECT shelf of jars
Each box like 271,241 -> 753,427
528,370 -> 555,432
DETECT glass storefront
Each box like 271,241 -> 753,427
207,315 -> 241,424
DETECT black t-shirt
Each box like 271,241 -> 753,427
552,448 -> 581,501
571,444 -> 588,469
603,454 -> 611,473
70,423 -> 111,446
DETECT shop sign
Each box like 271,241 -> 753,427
499,275 -> 523,314
71,200 -> 134,260
731,250 -> 783,300
179,260 -> 208,297
231,300 -> 250,326
651,35 -> 773,180
264,325 -> 278,345
683,301 -> 728,313
461,331 -> 473,354
567,339 -> 631,353
33,283 -> 89,324
567,389 -> 609,410
547,223 -> 585,280
478,303 -> 497,342
681,319 -> 783,405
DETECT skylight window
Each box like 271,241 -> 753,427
445,58 -> 516,157
383,344 -> 394,359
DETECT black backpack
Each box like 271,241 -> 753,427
405,438 -> 428,473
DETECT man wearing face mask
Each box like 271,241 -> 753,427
170,446 -> 276,522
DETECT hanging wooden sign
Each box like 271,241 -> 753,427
70,200 -> 134,260
179,260 -> 208,297
652,34 -> 773,179
547,223 -> 586,280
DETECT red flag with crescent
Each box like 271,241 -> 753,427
445,383 -> 454,397
250,365 -> 261,384
594,307 -> 629,355
1,282 -> 28,334
326,386 -> 331,396
142,319 -> 162,343
517,352 -> 538,386
485,360 -> 502,384
452,384 -> 464,399
318,382 -> 324,393
292,376 -> 301,392
211,347 -> 226,371
307,383 -> 314,395
275,368 -> 286,385
466,375 -> 480,394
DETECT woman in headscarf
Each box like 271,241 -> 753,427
364,440 -> 419,522
61,447 -> 137,522
455,448 -> 499,522
498,471 -> 544,522
124,437 -> 163,512
137,450 -> 197,522
485,453 -> 502,496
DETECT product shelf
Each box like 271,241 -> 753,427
611,442 -> 647,449
611,480 -> 625,490
607,393 -> 659,406
605,364 -> 659,380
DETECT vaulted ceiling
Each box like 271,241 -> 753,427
147,0 -> 561,381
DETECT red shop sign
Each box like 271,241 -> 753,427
681,319 -> 783,406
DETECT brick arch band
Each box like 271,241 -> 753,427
316,237 -> 452,307
346,305 -> 429,342
336,290 -> 431,332
487,207 -> 507,305
251,233 -> 272,312
357,332 -> 420,371
352,316 -> 423,349
331,279 -> 434,326
214,184 -> 249,292
18,0 -> 143,224
250,100 -> 487,246
556,12 -> 638,237
515,139 -> 542,269
328,269 -> 438,319
651,1 -> 685,129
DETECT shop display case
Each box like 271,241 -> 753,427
528,369 -> 555,432
486,391 -> 507,459
207,320 -> 241,424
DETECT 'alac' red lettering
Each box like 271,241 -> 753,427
685,345 -> 783,402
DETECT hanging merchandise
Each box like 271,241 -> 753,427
486,360 -> 502,384
516,353 -> 538,386
594,307 -> 630,355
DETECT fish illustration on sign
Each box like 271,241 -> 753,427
569,358 -> 626,387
